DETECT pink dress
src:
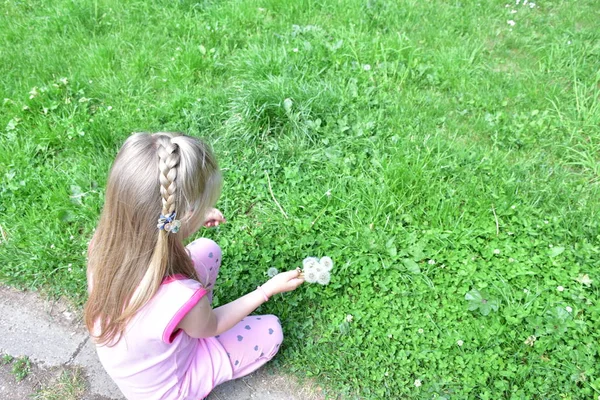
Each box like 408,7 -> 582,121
91,238 -> 283,400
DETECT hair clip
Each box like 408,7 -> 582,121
157,211 -> 181,233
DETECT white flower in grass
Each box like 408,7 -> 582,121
507,20 -> 516,26
524,335 -> 536,346
457,340 -> 464,347
363,64 -> 371,71
414,379 -> 422,387
493,249 -> 501,255
319,256 -> 333,271
566,306 -> 573,313
304,268 -> 318,283
303,257 -> 319,270
345,314 -> 353,322
557,286 -> 565,292
29,87 -> 39,99
317,270 -> 331,285
575,274 -> 593,287
267,267 -> 279,277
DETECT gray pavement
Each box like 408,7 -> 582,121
0,285 -> 324,400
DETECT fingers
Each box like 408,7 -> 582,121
203,208 -> 226,228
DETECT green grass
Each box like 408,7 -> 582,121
1,0 -> 599,398
33,369 -> 87,400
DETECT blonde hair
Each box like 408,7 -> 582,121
84,132 -> 221,345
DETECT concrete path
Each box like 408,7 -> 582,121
0,285 -> 324,400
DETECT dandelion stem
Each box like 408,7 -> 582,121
265,170 -> 288,219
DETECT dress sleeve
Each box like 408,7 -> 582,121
147,278 -> 208,344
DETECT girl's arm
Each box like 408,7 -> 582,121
177,269 -> 303,338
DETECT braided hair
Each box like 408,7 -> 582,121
85,132 -> 221,345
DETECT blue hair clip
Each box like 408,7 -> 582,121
157,211 -> 181,233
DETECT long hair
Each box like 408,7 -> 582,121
84,132 -> 221,345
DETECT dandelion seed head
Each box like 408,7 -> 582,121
457,340 -> 464,347
305,268 -> 318,283
320,256 -> 333,271
267,267 -> 279,277
317,270 -> 331,285
303,257 -> 319,269
566,306 -> 573,313
418,328 -> 424,334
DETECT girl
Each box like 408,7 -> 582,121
85,132 -> 304,400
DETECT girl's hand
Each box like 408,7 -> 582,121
262,269 -> 305,297
204,208 -> 226,228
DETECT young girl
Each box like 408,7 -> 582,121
85,132 -> 304,400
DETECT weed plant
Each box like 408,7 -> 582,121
1,0 -> 599,398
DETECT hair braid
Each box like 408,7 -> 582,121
157,140 -> 180,216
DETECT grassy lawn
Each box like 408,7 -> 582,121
1,0 -> 599,398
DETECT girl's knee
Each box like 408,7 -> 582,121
187,238 -> 222,265
262,314 -> 283,346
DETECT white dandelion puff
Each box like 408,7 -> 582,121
267,267 -> 279,277
303,257 -> 319,269
317,270 -> 331,285
319,256 -> 333,271
363,64 -> 371,71
566,306 -> 573,313
457,340 -> 464,347
304,268 -> 318,283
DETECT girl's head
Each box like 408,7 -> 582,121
85,132 -> 221,344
